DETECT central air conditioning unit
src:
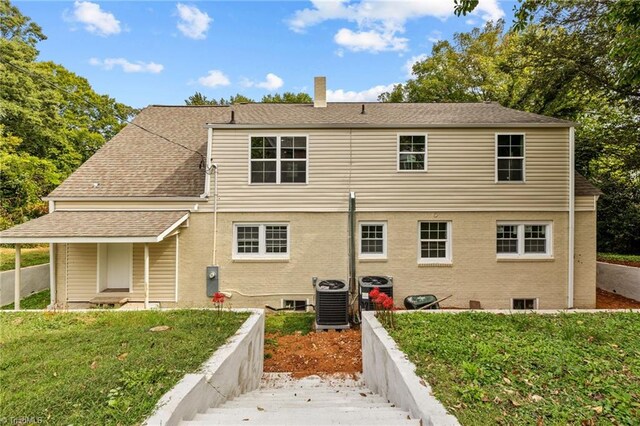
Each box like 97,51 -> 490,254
359,276 -> 393,311
315,279 -> 350,330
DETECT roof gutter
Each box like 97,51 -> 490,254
204,123 -> 576,129
43,196 -> 206,202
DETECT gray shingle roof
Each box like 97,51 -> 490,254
48,103 -> 575,198
0,211 -> 189,242
575,172 -> 603,196
209,102 -> 574,127
49,106 -> 230,198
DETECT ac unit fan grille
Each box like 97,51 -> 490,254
316,292 -> 349,325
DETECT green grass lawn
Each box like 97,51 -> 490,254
0,310 -> 249,425
387,312 -> 640,425
1,289 -> 50,310
598,253 -> 640,264
0,246 -> 50,271
265,312 -> 315,335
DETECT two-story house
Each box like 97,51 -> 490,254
0,77 -> 601,310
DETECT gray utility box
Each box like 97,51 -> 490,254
206,266 -> 219,296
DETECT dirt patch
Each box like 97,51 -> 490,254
264,329 -> 362,378
596,288 -> 640,309
597,258 -> 640,268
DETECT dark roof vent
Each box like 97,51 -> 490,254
361,104 -> 366,114
229,110 -> 235,124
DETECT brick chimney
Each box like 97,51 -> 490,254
314,76 -> 327,108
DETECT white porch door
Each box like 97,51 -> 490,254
105,244 -> 132,290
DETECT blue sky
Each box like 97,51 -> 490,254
17,1 -> 514,108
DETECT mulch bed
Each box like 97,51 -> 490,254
596,288 -> 640,309
264,329 -> 362,378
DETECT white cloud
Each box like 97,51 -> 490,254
242,73 -> 284,91
288,0 -> 504,54
403,54 -> 428,77
465,18 -> 477,26
327,83 -> 397,102
198,70 -> 230,87
70,1 -> 121,36
427,30 -> 443,44
176,3 -> 212,40
89,58 -> 164,73
334,28 -> 408,52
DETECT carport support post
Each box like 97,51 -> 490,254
144,243 -> 149,309
14,244 -> 21,310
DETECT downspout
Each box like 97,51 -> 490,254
568,126 -> 575,308
212,163 -> 219,265
200,128 -> 213,198
349,192 -> 356,294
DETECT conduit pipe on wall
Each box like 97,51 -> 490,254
568,127 -> 575,308
349,192 -> 356,294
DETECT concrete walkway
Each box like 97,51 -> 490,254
179,373 -> 418,425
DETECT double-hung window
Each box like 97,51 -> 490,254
418,221 -> 452,264
250,136 -> 307,184
496,222 -> 552,258
398,134 -> 427,171
496,134 -> 525,182
234,223 -> 289,259
359,222 -> 387,259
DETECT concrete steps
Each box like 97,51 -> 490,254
180,373 -> 418,425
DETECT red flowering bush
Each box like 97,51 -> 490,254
211,292 -> 226,315
368,287 -> 395,328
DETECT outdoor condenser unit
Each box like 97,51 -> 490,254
359,276 -> 393,311
315,279 -> 350,330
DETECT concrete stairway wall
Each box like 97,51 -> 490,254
180,373 -> 418,426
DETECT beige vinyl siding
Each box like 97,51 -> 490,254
212,127 -> 569,212
575,196 -> 596,211
212,129 -> 351,211
59,238 -> 177,304
66,243 -> 97,301
132,237 -> 177,302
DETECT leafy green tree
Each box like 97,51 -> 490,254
0,0 -> 134,229
261,92 -> 312,103
185,91 -> 219,105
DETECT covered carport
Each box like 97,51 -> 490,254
0,210 -> 189,309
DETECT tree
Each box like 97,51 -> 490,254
185,91 -> 312,105
261,92 -> 312,103
0,0 -> 135,229
383,1 -> 640,253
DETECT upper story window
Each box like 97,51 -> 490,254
496,222 -> 552,258
233,223 -> 289,259
418,221 -> 451,264
359,222 -> 387,259
250,136 -> 307,184
398,134 -> 427,171
496,134 -> 525,182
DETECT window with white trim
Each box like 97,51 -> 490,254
398,134 -> 427,171
512,298 -> 537,310
496,222 -> 552,257
419,221 -> 451,263
233,223 -> 289,259
283,300 -> 307,311
250,136 -> 307,184
496,134 -> 524,182
359,222 -> 387,259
